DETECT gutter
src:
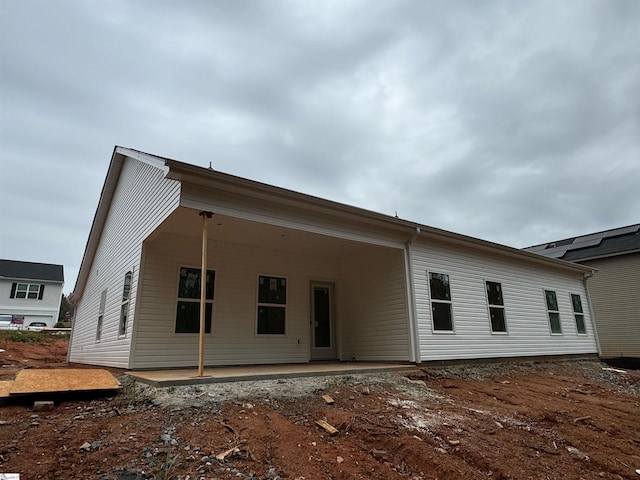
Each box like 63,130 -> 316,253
404,227 -> 421,363
582,270 -> 601,356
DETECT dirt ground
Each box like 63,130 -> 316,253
1,337 -> 639,480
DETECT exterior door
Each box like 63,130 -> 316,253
310,282 -> 336,360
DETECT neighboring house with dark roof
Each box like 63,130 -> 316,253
524,224 -> 640,360
68,147 -> 599,369
0,259 -> 65,328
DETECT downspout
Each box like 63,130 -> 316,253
583,270 -> 601,357
404,227 -> 421,364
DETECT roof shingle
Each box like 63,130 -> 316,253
0,259 -> 64,282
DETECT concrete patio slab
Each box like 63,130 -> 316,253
126,362 -> 417,387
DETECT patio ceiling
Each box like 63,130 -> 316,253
150,206 -> 395,259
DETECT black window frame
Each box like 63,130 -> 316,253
544,289 -> 562,334
175,266 -> 215,334
119,271 -> 132,337
570,293 -> 587,335
428,272 -> 454,332
97,288 -> 107,342
485,280 -> 507,333
256,275 -> 287,335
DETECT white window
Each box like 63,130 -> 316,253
119,271 -> 132,336
11,282 -> 44,300
570,294 -> 587,335
485,281 -> 507,333
97,289 -> 107,341
428,272 -> 454,332
257,275 -> 286,335
544,289 -> 562,334
175,267 -> 215,333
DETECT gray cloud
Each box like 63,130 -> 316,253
1,0 -> 639,290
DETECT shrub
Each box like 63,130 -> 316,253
54,321 -> 72,328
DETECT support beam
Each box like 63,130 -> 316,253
198,211 -> 213,376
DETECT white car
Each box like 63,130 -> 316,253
27,322 -> 47,331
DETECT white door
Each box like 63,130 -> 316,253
310,282 -> 336,360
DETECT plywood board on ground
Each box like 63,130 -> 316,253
0,380 -> 13,398
9,369 -> 121,395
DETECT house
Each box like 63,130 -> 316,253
0,259 -> 64,328
69,147 -> 598,369
524,224 -> 640,360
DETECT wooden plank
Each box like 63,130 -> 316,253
315,419 -> 338,435
322,394 -> 335,405
9,369 -> 121,395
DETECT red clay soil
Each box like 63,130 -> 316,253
0,337 -> 639,479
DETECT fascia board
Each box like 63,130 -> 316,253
70,148 -> 124,301
115,146 -> 170,173
573,248 -> 640,263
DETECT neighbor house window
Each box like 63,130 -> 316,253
10,283 -> 44,300
571,294 -> 587,334
119,271 -> 132,336
97,289 -> 107,341
257,275 -> 286,335
175,267 -> 214,333
544,289 -> 562,334
486,281 -> 507,333
428,272 -> 453,331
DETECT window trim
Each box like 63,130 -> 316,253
97,288 -> 107,342
256,274 -> 287,336
427,271 -> 455,334
11,282 -> 45,300
569,293 -> 587,335
543,289 -> 563,335
174,265 -> 215,335
484,279 -> 508,334
119,271 -> 132,337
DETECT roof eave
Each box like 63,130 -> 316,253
572,248 -> 640,263
165,159 -> 593,276
70,148 -> 126,302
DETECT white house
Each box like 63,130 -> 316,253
69,147 -> 598,369
0,259 -> 64,328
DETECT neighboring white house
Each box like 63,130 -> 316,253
524,224 -> 640,360
0,259 -> 64,328
69,147 -> 598,369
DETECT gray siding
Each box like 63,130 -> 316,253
412,239 -> 598,361
339,246 -> 411,361
69,157 -> 180,367
581,253 -> 640,358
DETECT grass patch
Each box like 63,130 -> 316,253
0,330 -> 68,343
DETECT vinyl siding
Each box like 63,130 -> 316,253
580,253 -> 640,358
339,246 -> 411,361
131,233 -> 340,368
412,239 -> 598,361
0,279 -> 63,326
69,157 -> 180,367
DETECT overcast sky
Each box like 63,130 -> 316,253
1,0 -> 639,293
